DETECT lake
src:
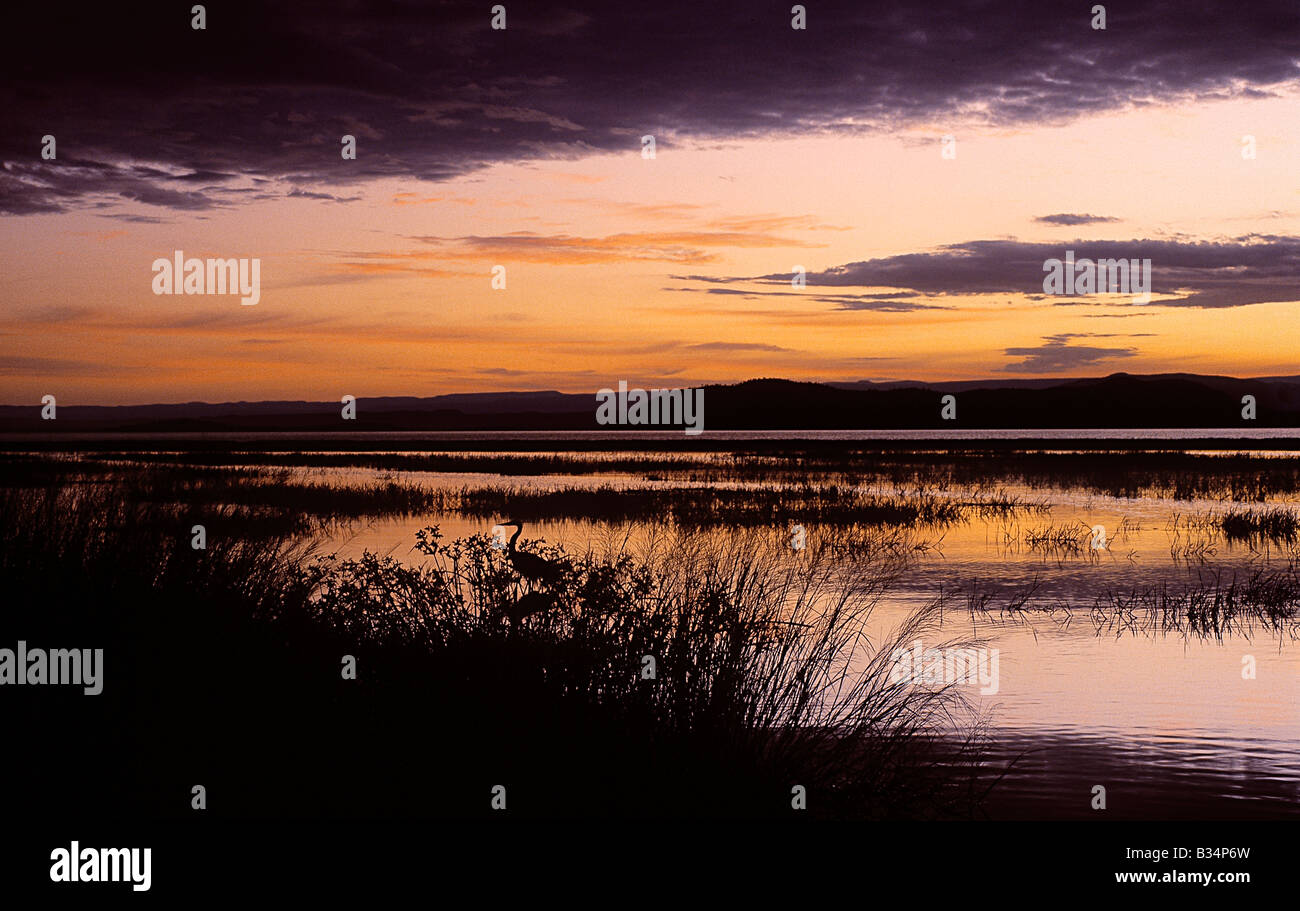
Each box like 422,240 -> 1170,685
8,441 -> 1297,818
265,448 -> 1300,819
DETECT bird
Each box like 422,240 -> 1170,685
499,520 -> 564,587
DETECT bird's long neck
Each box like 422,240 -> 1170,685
509,526 -> 522,550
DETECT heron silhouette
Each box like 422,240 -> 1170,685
500,520 -> 564,588
497,520 -> 564,626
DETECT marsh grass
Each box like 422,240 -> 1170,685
0,456 -> 1046,532
952,567 -> 1300,640
417,481 -> 1051,531
38,448 -> 1300,501
1092,565 -> 1300,640
1219,506 -> 1300,544
1022,523 -> 1091,555
0,472 -> 991,819
1165,508 -> 1300,563
1,459 -> 452,529
302,523 -> 994,817
424,481 -> 972,528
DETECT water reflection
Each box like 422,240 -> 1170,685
284,457 -> 1300,817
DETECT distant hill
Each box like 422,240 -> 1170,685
3,373 -> 1299,432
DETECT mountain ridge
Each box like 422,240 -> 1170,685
4,373 -> 1299,431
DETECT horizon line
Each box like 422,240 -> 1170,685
6,370 -> 1300,410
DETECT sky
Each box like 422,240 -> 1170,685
2,0 -> 1299,405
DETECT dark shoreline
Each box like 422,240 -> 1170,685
6,433 -> 1300,453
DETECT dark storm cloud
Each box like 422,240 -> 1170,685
730,236 -> 1300,308
1035,214 -> 1120,226
1,158 -> 236,214
2,0 -> 1297,215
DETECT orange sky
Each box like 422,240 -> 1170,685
4,91 -> 1300,405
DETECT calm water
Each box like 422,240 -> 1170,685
48,442 -> 1294,818
271,452 -> 1300,819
